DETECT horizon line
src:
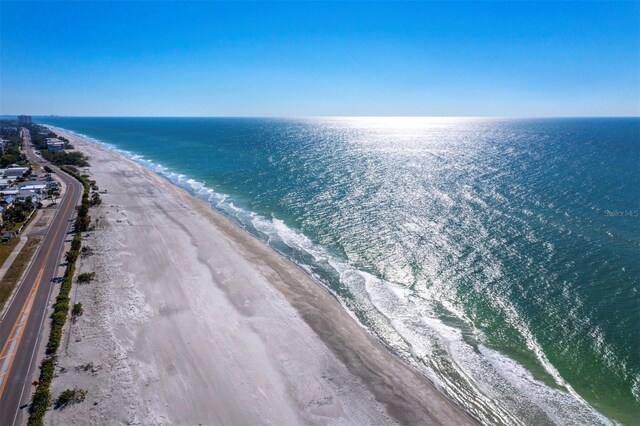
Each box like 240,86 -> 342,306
2,114 -> 639,120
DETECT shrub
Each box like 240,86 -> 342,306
77,272 -> 95,283
70,234 -> 82,251
74,215 -> 91,233
54,388 -> 86,410
80,246 -> 94,257
65,250 -> 78,264
41,150 -> 89,167
90,192 -> 102,206
28,357 -> 56,425
71,302 -> 83,317
77,203 -> 89,217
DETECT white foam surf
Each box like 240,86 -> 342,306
49,125 -> 611,425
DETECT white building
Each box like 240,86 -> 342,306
46,138 -> 65,152
18,183 -> 47,194
3,166 -> 29,178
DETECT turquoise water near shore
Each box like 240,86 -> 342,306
39,117 -> 639,425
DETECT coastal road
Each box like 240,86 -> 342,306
0,128 -> 83,426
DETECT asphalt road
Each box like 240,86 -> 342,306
0,128 -> 83,426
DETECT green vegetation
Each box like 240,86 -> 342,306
64,249 -> 78,264
71,302 -> 83,317
28,357 -> 55,425
0,140 -> 27,167
65,168 -> 92,233
0,121 -> 28,167
0,238 -> 39,311
0,237 -> 20,267
53,388 -> 86,410
70,233 -> 81,252
80,245 -> 94,258
47,258 -> 75,355
26,124 -> 88,167
90,192 -> 102,206
27,124 -> 55,150
28,165 -> 92,425
41,150 -> 89,167
77,272 -> 95,283
1,198 -> 36,232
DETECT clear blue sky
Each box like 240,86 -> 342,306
1,1 -> 638,117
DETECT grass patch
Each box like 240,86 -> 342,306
0,237 -> 20,267
0,238 -> 39,311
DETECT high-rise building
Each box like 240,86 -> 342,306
17,115 -> 32,125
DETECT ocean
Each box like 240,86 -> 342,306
37,117 -> 639,425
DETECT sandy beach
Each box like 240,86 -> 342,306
44,127 -> 476,425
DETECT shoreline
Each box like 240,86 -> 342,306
45,125 -> 477,425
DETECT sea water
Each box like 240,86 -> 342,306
36,116 -> 640,425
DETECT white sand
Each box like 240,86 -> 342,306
46,127 -> 476,425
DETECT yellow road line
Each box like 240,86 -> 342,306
0,266 -> 45,398
0,181 -> 77,401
